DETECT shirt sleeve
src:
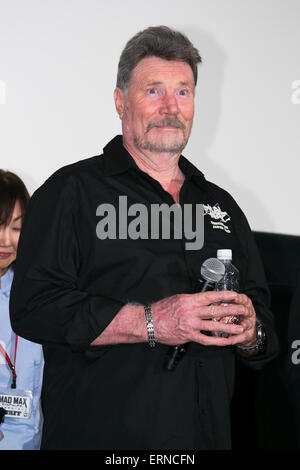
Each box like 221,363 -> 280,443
236,208 -> 279,368
9,171 -> 125,350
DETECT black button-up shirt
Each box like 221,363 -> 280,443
10,135 -> 278,449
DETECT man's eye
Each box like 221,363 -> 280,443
179,89 -> 188,96
148,88 -> 157,95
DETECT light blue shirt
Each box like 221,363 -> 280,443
0,267 -> 44,450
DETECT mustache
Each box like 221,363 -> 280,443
146,118 -> 185,132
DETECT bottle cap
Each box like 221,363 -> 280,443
217,249 -> 232,260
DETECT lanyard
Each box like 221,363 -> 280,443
0,335 -> 18,388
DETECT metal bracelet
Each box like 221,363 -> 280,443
144,305 -> 156,348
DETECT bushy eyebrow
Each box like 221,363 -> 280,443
178,81 -> 193,87
145,81 -> 193,88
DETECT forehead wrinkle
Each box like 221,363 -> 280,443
130,57 -> 194,87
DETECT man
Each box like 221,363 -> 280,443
10,26 -> 278,450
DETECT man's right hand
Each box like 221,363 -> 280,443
151,290 -> 246,347
91,290 -> 251,348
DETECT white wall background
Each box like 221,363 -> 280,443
0,0 -> 299,235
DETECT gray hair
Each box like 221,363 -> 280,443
116,26 -> 202,91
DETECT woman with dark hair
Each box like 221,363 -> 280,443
0,170 -> 43,450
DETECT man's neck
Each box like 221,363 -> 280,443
123,140 -> 185,203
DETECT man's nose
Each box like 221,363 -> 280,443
159,93 -> 179,115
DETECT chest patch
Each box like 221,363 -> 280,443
203,203 -> 231,233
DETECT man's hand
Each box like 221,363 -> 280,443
91,290 -> 257,348
151,291 -> 257,348
226,293 -> 258,348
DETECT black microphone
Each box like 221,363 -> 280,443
200,257 -> 226,291
164,257 -> 225,371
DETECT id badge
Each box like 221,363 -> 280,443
0,387 -> 33,419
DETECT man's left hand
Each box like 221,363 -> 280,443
217,293 -> 258,348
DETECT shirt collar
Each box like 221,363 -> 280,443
101,135 -> 139,176
0,266 -> 14,297
100,135 -> 206,185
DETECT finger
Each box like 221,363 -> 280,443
227,317 -> 257,344
213,315 -> 240,325
203,303 -> 247,319
232,293 -> 254,310
195,290 -> 238,305
231,296 -> 257,320
192,329 -> 239,347
227,329 -> 255,346
199,319 -> 244,335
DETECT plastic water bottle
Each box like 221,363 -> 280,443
214,249 -> 240,337
215,249 -> 239,293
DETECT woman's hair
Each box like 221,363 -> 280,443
116,25 -> 202,91
0,170 -> 30,226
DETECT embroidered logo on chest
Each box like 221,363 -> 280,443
203,203 -> 231,233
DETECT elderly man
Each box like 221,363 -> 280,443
10,26 -> 278,450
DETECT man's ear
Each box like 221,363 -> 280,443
114,88 -> 125,120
